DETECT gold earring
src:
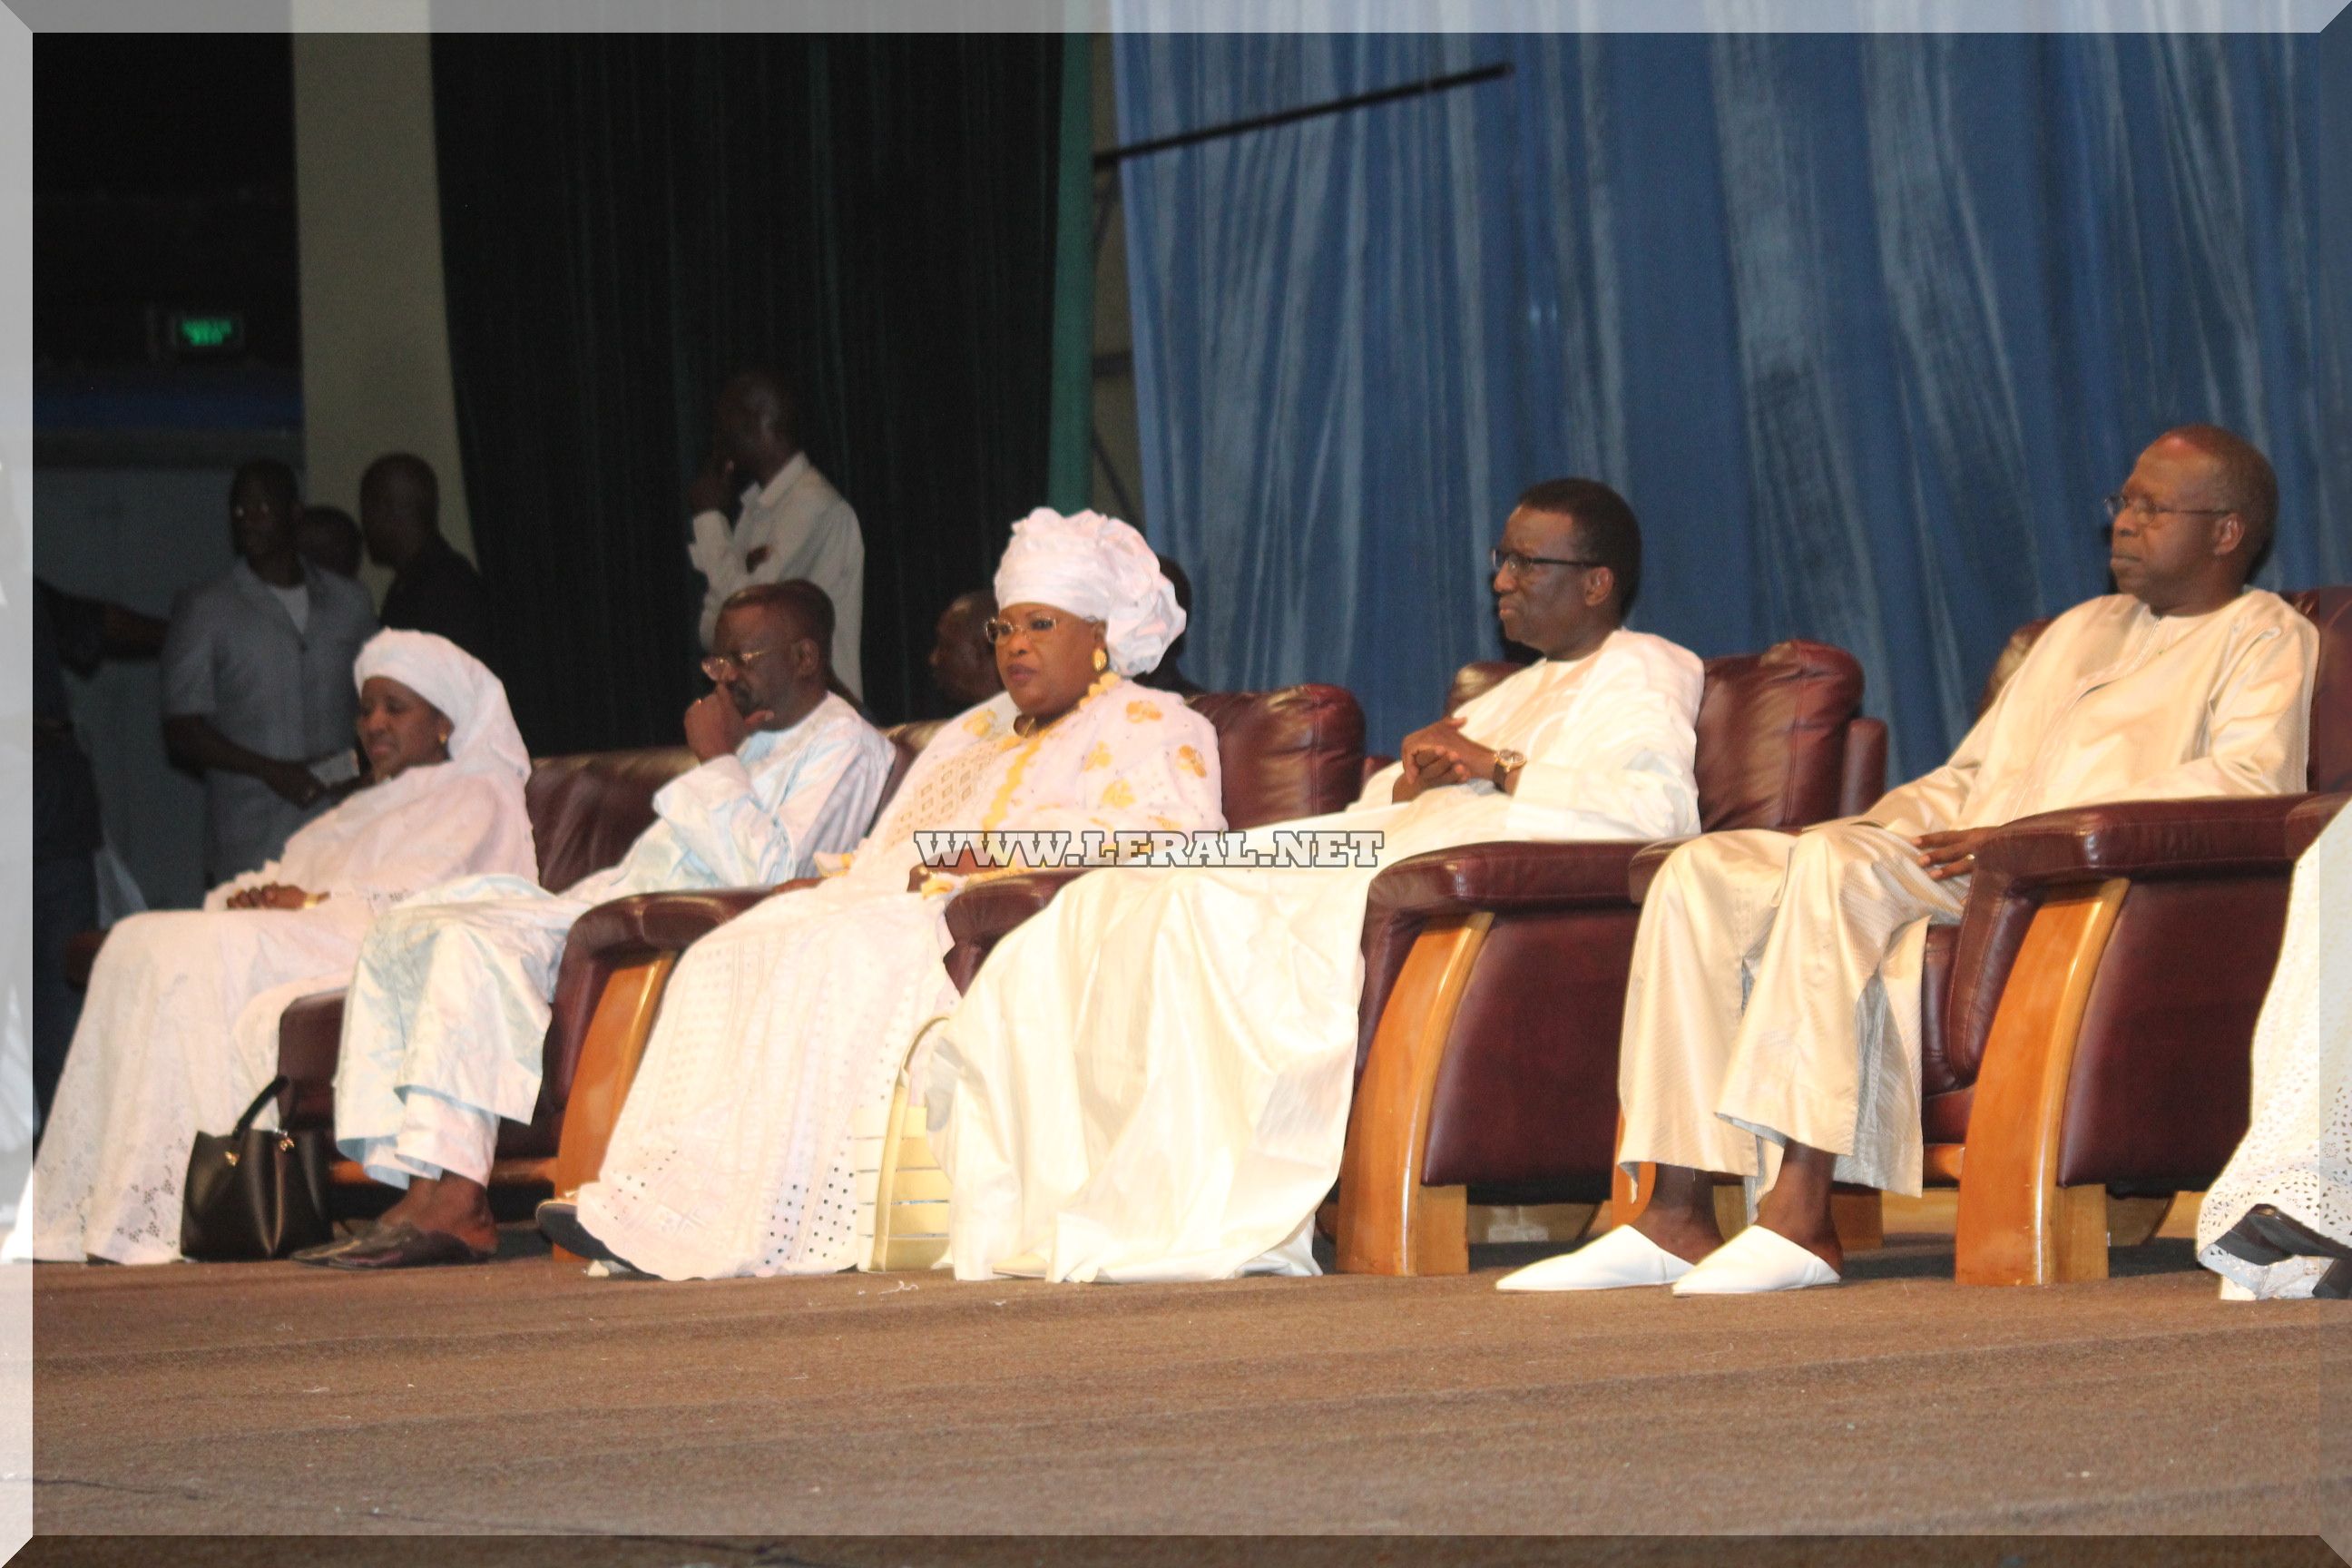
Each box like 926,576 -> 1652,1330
1092,649 -> 1109,672
437,730 -> 452,746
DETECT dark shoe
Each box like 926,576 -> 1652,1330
2316,1259 -> 2352,1299
535,1200 -> 638,1273
289,1219 -> 385,1265
2210,1216 -> 2293,1269
324,1222 -> 495,1271
2239,1204 -> 2352,1263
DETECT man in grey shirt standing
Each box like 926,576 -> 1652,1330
685,369 -> 864,699
162,458 -> 379,887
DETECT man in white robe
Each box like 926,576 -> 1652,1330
926,478 -> 1705,1283
686,369 -> 864,697
1505,424 -> 2318,1296
314,582 -> 891,1268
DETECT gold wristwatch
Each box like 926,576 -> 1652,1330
1491,749 -> 1526,791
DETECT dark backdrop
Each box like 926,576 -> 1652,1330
432,34 -> 1066,751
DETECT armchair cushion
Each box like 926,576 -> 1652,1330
1356,841 -> 1649,1065
1187,684 -> 1367,831
275,991 -> 345,1130
524,748 -> 699,893
1693,640 -> 1867,831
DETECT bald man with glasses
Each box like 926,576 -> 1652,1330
1504,424 -> 2318,1296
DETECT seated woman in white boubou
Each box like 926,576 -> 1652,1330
7,632 -> 534,1264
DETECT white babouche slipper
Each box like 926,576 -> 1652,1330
1494,1225 -> 1695,1291
1670,1224 -> 1841,1296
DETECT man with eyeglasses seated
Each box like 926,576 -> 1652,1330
1503,424 -> 2318,1297
302,580 -> 891,1269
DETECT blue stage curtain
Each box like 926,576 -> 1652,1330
1113,31 -> 2351,773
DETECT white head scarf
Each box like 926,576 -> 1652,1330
992,507 -> 1185,677
353,630 -> 531,787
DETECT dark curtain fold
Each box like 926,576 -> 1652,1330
431,35 -> 1064,751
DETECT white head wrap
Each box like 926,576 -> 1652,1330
992,507 -> 1185,676
352,630 -> 531,786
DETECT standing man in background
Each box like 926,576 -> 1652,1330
926,587 -> 1001,713
686,368 -> 864,699
362,453 -> 495,668
162,459 -> 377,887
296,505 -> 363,579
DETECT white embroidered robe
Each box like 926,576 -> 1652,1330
926,630 -> 1704,1283
5,761 -> 536,1263
573,674 -> 1225,1279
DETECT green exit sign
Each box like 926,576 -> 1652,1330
166,310 -> 245,357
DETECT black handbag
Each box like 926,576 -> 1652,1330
181,1076 -> 333,1261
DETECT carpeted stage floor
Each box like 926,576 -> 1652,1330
27,1225 -> 2352,1546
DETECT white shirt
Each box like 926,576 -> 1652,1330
266,579 -> 310,635
688,453 -> 865,698
565,690 -> 893,902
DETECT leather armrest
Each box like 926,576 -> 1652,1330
2288,792 -> 2350,858
1355,839 -> 1651,1073
1365,839 -> 1650,921
1944,792 -> 2332,1089
1626,839 -> 1689,905
563,887 -> 780,963
1973,793 -> 2324,890
940,868 -> 1093,994
536,886 -> 781,1120
943,869 -> 1092,949
275,991 -> 347,1129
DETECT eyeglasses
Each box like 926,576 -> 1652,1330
983,613 -> 1067,644
1491,547 -> 1603,579
2102,493 -> 2235,522
701,644 -> 786,681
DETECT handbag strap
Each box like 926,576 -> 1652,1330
232,1076 -> 291,1139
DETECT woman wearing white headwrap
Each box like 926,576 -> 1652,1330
5,632 -> 536,1264
539,509 -> 1223,1279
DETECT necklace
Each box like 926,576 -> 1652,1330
1010,671 -> 1120,738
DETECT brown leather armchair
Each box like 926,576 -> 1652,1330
546,685 -> 1369,1197
273,747 -> 701,1189
1335,640 -> 1883,1273
1914,586 -> 2350,1283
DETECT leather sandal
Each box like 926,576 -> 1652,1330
289,1219 -> 387,1266
324,1222 -> 495,1270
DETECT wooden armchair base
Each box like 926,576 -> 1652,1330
1334,913 -> 1492,1275
1952,878 -> 2130,1285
